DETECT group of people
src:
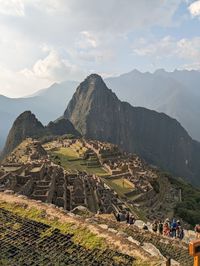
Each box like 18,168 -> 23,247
151,218 -> 184,240
116,211 -> 136,225
115,212 -> 200,241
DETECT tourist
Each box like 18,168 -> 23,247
195,224 -> 200,239
163,222 -> 170,237
126,212 -> 130,224
142,223 -> 148,231
116,212 -> 121,222
120,212 -> 125,222
129,215 -> 135,225
171,218 -> 177,238
177,226 -> 184,240
158,221 -> 163,235
152,220 -> 158,233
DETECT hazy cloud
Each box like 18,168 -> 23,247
188,0 -> 200,17
0,0 -> 25,16
0,0 -> 198,96
24,50 -> 85,82
132,36 -> 200,61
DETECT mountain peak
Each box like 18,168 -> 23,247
64,74 -> 118,135
85,73 -> 103,81
1,111 -> 44,158
1,111 -> 80,159
17,110 -> 36,120
64,74 -> 200,186
154,68 -> 167,75
79,73 -> 106,92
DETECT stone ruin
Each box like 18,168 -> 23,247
0,137 -> 181,220
0,162 -> 128,215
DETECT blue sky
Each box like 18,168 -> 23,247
0,0 -> 199,97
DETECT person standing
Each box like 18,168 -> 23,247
171,218 -> 177,238
163,222 -> 170,237
152,221 -> 158,233
195,224 -> 200,239
126,212 -> 130,224
129,215 -> 135,225
158,221 -> 163,235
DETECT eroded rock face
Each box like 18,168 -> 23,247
2,111 -> 45,158
64,74 -> 200,185
46,118 -> 80,137
1,111 -> 80,159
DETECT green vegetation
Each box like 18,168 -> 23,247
103,177 -> 135,196
102,177 -> 147,221
54,147 -> 78,158
0,201 -> 106,250
51,147 -> 107,176
167,175 -> 200,227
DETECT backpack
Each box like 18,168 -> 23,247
159,223 -> 163,231
172,222 -> 177,229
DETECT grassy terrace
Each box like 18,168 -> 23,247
51,147 -> 108,176
0,201 -> 137,266
103,177 -> 135,196
102,177 -> 148,221
0,201 -> 106,251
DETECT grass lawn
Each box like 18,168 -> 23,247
55,147 -> 79,159
51,147 -> 108,176
103,178 -> 135,196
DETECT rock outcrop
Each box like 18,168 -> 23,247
1,111 -> 80,158
2,111 -> 44,158
46,118 -> 80,137
64,74 -> 200,185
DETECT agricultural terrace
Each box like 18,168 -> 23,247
103,177 -> 135,196
50,147 -> 108,176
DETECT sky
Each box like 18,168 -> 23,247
0,0 -> 200,97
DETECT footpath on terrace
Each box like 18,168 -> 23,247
0,192 -> 196,266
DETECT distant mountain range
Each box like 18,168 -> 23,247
2,74 -> 200,186
0,69 -> 200,150
0,81 -> 78,149
106,69 -> 200,142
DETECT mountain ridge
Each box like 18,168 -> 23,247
64,74 -> 200,186
1,69 -> 200,150
106,69 -> 200,141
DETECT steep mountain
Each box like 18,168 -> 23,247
106,69 -> 200,141
64,74 -> 200,186
1,111 -> 80,158
0,81 -> 78,149
1,69 -> 200,150
46,118 -> 80,137
2,111 -> 45,157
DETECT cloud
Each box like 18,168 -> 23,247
0,50 -> 87,97
21,50 -> 87,82
0,0 -> 194,96
76,31 -> 97,49
0,0 -> 25,16
180,62 -> 200,70
132,36 -> 175,57
0,65 -> 49,97
132,36 -> 200,60
188,0 -> 200,17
